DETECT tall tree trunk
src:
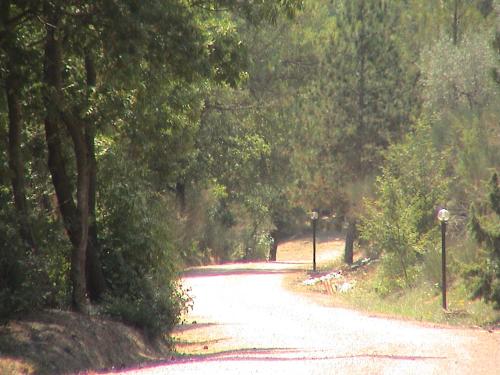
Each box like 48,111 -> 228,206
85,120 -> 105,301
84,51 -> 106,301
176,182 -> 186,213
2,0 -> 36,252
43,7 -> 88,312
5,33 -> 36,251
5,68 -> 37,251
66,114 -> 90,312
344,218 -> 357,265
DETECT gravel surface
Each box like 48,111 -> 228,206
107,251 -> 499,374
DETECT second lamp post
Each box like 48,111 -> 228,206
438,208 -> 450,310
311,210 -> 319,271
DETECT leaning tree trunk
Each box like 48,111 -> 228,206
66,114 -> 91,313
43,8 -> 88,312
344,218 -> 357,265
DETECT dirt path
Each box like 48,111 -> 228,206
109,236 -> 500,374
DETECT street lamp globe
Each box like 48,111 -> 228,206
311,211 -> 319,220
438,208 -> 450,223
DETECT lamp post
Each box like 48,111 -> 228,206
311,210 -> 319,272
438,208 -> 450,310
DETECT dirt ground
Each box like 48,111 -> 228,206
275,233 -> 345,263
104,234 -> 500,375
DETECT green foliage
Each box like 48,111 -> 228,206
1,0 -> 499,335
419,28 -> 500,193
420,30 -> 498,114
0,126 -> 70,320
416,23 -> 499,309
0,193 -> 34,319
360,123 -> 450,288
94,145 -> 192,336
213,0 -> 304,24
322,0 -> 414,176
0,187 -> 55,320
465,173 -> 500,308
1,0 -> 305,326
175,184 -> 276,264
454,115 -> 496,186
398,0 -> 490,53
102,279 -> 190,339
190,11 -> 313,251
285,0 -> 419,223
335,262 -> 499,326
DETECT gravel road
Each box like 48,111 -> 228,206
110,249 -> 499,374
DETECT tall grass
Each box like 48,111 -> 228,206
331,264 -> 499,327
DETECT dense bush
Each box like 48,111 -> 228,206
360,123 -> 450,289
0,194 -> 39,320
171,182 -> 278,264
464,173 -> 500,308
97,147 -> 191,337
0,184 -> 70,321
102,278 -> 191,339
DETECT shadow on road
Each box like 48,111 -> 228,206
183,262 -> 305,279
126,347 -> 447,371
174,322 -> 220,333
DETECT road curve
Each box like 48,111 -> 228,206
110,260 -> 499,374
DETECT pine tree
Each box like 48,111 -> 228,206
314,0 -> 416,263
467,173 -> 500,308
323,0 -> 412,177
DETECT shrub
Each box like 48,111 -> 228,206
360,123 -> 450,288
98,149 -> 189,337
0,188 -> 51,321
103,277 -> 191,339
464,173 -> 500,308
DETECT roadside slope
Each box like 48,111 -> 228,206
0,310 -> 172,375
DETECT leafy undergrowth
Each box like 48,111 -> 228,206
287,255 -> 500,329
0,309 -> 173,375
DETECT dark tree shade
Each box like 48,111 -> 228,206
467,173 -> 500,308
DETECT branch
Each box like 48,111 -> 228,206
37,15 -> 57,29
